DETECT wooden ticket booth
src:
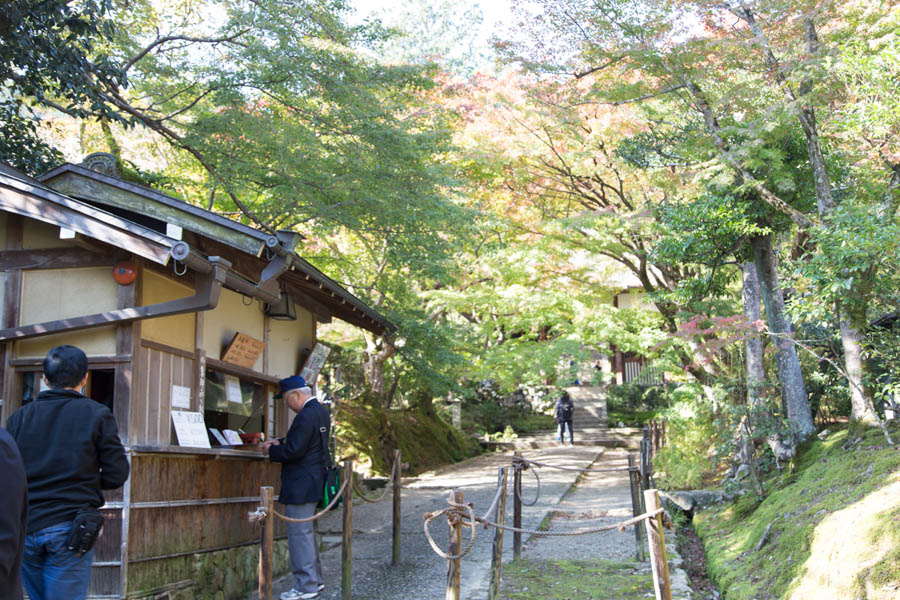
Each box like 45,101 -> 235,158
0,155 -> 391,599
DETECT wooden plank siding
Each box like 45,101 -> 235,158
123,452 -> 284,597
133,342 -> 195,446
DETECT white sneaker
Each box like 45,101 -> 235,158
281,591 -> 319,600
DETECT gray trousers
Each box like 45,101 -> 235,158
285,503 -> 324,594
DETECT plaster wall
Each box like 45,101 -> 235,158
22,218 -> 79,250
201,288 -> 267,371
266,307 -> 315,377
17,267 -> 117,357
616,291 -> 656,311
140,268 -> 196,351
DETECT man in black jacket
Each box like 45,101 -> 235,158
6,345 -> 129,600
0,425 -> 27,600
261,375 -> 329,600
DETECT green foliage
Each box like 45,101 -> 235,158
652,385 -> 721,490
0,0 -> 124,172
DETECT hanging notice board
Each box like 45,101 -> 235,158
221,332 -> 266,369
299,343 -> 331,386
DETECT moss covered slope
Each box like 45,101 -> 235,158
694,427 -> 900,600
334,401 -> 480,476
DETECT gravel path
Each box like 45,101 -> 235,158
268,446 -> 600,599
267,444 -> 693,599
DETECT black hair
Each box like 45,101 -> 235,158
43,345 -> 88,389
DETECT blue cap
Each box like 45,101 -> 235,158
274,375 -> 307,399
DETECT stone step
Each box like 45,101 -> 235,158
480,427 -> 643,451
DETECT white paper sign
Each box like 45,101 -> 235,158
171,411 -> 211,448
224,375 -> 243,404
208,428 -> 229,446
171,384 -> 191,409
222,429 -> 243,445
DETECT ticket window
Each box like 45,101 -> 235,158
20,369 -> 115,411
202,369 -> 267,436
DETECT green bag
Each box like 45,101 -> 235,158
317,423 -> 341,510
319,467 -> 341,510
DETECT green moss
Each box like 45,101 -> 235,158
336,401 -> 480,475
501,558 -> 653,599
693,426 -> 900,600
853,505 -> 900,595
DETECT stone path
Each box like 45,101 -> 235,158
266,444 -> 693,600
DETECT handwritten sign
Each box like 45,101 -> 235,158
224,375 -> 243,404
221,332 -> 266,369
171,411 -> 211,448
299,343 -> 331,386
171,384 -> 191,409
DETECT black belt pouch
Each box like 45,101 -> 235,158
66,507 -> 105,556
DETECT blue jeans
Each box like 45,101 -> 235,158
22,521 -> 94,600
557,421 -> 574,444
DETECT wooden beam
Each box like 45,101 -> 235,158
0,247 -> 118,271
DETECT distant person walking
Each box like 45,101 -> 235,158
261,375 -> 330,600
555,391 -> 575,446
6,345 -> 129,600
0,425 -> 27,600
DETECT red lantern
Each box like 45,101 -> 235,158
113,262 -> 137,285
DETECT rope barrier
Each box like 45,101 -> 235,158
423,492 -> 479,560
521,457 -> 637,473
351,459 -> 398,503
478,478 -> 506,528
474,507 -> 664,537
270,475 -> 351,523
512,458 -> 540,506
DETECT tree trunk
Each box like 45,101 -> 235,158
742,262 -> 765,406
751,234 -> 815,439
839,308 -> 878,423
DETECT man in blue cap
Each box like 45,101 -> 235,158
261,375 -> 330,600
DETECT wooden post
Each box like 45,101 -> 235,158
258,486 -> 274,600
488,467 -> 508,600
341,459 -> 353,600
643,489 -> 673,600
513,451 -> 523,560
627,455 -> 646,562
640,438 -> 652,491
446,490 -> 463,600
392,449 -> 401,567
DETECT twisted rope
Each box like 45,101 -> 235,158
522,458 -> 636,474
423,491 -> 478,560
475,507 -> 664,537
512,457 -> 540,506
478,478 -> 506,528
351,457 -> 399,503
270,475 -> 350,523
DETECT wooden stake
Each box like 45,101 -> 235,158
643,489 -> 672,600
341,459 -> 353,600
513,451 -> 522,560
392,449 -> 401,567
488,467 -> 508,600
446,490 -> 463,600
258,486 -> 274,600
627,455 -> 646,562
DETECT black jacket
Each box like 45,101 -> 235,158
0,426 -> 27,600
269,398 -> 330,505
6,389 -> 129,533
